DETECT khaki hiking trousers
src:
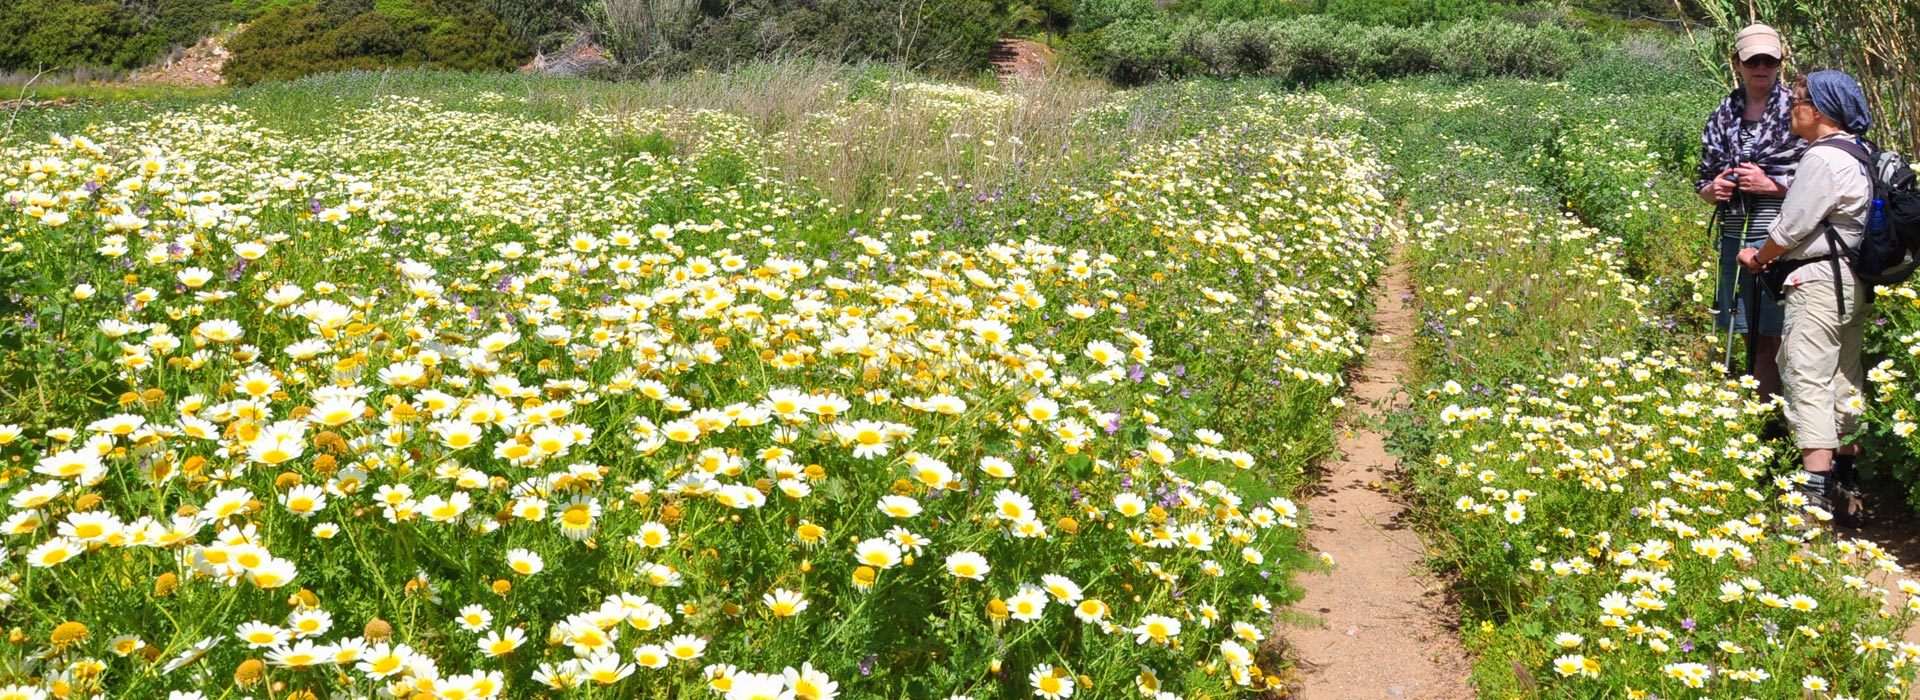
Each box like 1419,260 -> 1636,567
1777,273 -> 1870,451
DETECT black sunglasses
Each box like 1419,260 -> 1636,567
1743,55 -> 1782,68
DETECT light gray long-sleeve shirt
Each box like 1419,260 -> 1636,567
1769,133 -> 1871,287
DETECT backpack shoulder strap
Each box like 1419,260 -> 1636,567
1812,137 -> 1872,165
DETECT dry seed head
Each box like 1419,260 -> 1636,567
153,572 -> 179,597
363,619 -> 393,641
51,621 -> 89,645
290,588 -> 319,609
314,431 -> 346,454
234,658 -> 265,685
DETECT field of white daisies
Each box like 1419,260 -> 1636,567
0,69 -> 1393,700
10,59 -> 1920,700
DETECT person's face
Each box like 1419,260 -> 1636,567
1788,87 -> 1819,140
1739,53 -> 1781,90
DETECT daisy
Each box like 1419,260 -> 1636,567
1132,615 -> 1180,646
837,420 -> 894,459
1040,574 -> 1083,604
456,604 -> 493,632
479,628 -> 526,657
1028,664 -> 1074,699
58,511 -> 122,543
1007,586 -> 1049,621
979,456 -> 1016,478
946,552 -> 990,580
279,484 -> 328,518
666,634 -> 706,662
784,663 -> 839,700
581,653 -> 636,685
235,621 -> 291,648
1073,599 -> 1109,623
287,609 -> 333,637
877,495 -> 922,519
764,588 -> 809,617
992,489 -> 1033,521
266,639 -> 330,668
853,539 -> 903,570
27,537 -> 82,568
631,644 -> 670,669
161,636 -> 221,674
507,549 -> 544,576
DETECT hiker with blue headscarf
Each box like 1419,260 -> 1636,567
1736,70 -> 1875,518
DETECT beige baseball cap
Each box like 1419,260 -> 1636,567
1735,24 -> 1785,61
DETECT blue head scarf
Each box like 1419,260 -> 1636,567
1806,69 -> 1873,135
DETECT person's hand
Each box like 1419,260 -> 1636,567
1734,162 -> 1782,196
1737,246 -> 1765,272
1700,169 -> 1736,203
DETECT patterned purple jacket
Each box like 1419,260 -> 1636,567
1694,82 -> 1806,193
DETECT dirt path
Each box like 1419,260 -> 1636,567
1282,255 -> 1475,699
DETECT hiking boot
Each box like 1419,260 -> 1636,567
1791,470 -> 1833,517
1831,456 -> 1868,528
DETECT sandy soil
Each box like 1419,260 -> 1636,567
1281,255 -> 1476,699
989,39 -> 1057,79
127,29 -> 238,87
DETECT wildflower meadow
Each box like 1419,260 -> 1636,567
0,73 -> 1395,699
3,47 -> 1920,700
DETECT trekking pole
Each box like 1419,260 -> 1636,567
1740,191 -> 1761,379
1706,204 -> 1736,374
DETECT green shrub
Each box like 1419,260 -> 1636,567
1079,14 -> 1583,86
1097,17 -> 1184,83
630,0 -> 1011,77
223,0 -> 525,86
0,0 -> 239,72
473,0 -> 590,50
1436,18 -> 1586,78
1317,0 -> 1496,26
1173,0 -> 1314,20
1071,0 -> 1156,30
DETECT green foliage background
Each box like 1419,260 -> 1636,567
0,0 -> 238,72
221,0 -> 527,86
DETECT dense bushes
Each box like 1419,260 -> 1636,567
474,0 -> 591,50
223,0 -> 526,86
1316,0 -> 1497,26
1081,14 -> 1588,85
607,0 -> 1014,76
0,0 -> 237,72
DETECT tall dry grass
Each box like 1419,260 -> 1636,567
552,58 -> 1188,213
1685,0 -> 1920,154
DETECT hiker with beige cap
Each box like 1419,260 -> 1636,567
1698,23 -> 1805,403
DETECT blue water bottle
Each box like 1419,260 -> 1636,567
1870,198 -> 1888,235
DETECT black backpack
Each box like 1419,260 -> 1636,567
1814,137 -> 1920,286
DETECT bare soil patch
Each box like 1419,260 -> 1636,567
1281,254 -> 1476,699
